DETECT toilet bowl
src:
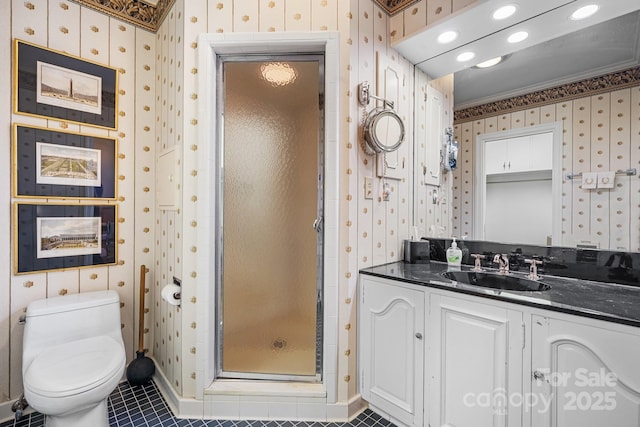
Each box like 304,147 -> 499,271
22,290 -> 126,427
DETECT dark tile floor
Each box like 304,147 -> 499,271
1,381 -> 395,427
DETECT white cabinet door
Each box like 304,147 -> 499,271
359,276 -> 425,426
375,52 -> 406,180
529,132 -> 553,171
485,139 -> 508,175
425,85 -> 444,186
484,132 -> 553,175
531,315 -> 640,427
429,294 -> 523,427
505,136 -> 531,173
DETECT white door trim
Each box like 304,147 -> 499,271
195,32 -> 340,404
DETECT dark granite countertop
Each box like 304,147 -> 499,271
360,261 -> 640,328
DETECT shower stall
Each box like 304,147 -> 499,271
215,55 -> 324,381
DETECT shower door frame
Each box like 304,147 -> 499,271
214,54 -> 325,382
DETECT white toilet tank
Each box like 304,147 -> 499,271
23,290 -> 123,370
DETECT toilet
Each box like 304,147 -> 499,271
22,290 -> 126,427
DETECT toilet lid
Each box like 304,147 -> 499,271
24,335 -> 124,398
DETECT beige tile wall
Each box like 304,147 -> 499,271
452,85 -> 640,251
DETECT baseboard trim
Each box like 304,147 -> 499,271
152,358 -> 204,419
347,394 -> 367,420
154,363 -> 367,423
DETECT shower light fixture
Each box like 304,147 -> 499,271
260,62 -> 297,86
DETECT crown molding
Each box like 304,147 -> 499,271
454,66 -> 640,123
373,0 -> 421,16
70,0 -> 175,32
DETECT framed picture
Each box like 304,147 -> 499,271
13,124 -> 117,200
14,203 -> 117,274
14,39 -> 118,130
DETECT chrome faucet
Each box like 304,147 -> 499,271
525,259 -> 543,280
493,254 -> 509,274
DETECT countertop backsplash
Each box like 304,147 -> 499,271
426,238 -> 640,288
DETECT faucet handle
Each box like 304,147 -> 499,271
471,254 -> 485,271
524,259 -> 543,280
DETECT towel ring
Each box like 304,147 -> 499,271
363,107 -> 405,154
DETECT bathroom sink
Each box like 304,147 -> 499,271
441,271 -> 551,292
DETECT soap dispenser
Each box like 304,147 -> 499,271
446,238 -> 462,268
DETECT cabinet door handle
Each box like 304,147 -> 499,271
415,332 -> 423,340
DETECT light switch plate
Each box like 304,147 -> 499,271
364,176 -> 373,199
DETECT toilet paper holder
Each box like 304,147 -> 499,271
161,277 -> 182,306
171,276 -> 181,300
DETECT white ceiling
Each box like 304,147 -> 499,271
392,0 -> 640,110
454,10 -> 640,109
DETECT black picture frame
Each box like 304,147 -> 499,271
13,124 -> 117,200
14,39 -> 118,130
14,203 -> 117,274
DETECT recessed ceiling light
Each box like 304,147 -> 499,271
437,31 -> 458,44
508,31 -> 529,43
475,57 -> 503,68
493,5 -> 516,20
456,52 -> 476,62
570,4 -> 599,20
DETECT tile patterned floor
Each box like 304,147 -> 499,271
1,381 -> 395,427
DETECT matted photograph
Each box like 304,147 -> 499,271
36,216 -> 102,259
13,124 -> 116,199
14,39 -> 118,129
36,142 -> 102,187
37,61 -> 102,115
14,203 -> 117,274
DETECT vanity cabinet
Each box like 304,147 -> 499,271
428,293 -> 524,427
359,273 -> 640,427
359,276 -> 425,426
485,133 -> 552,175
530,315 -> 640,427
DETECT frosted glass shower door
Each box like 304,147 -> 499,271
219,59 -> 322,379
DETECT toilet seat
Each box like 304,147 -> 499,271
24,335 -> 124,398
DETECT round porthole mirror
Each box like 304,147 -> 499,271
363,107 -> 405,154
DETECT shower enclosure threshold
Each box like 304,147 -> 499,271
206,380 -> 326,398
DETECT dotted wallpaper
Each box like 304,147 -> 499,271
452,85 -> 640,251
1,0 -> 155,407
156,0 -> 454,409
0,0 -> 454,417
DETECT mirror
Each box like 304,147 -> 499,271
472,123 -> 563,246
411,10 -> 640,251
363,107 -> 405,154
